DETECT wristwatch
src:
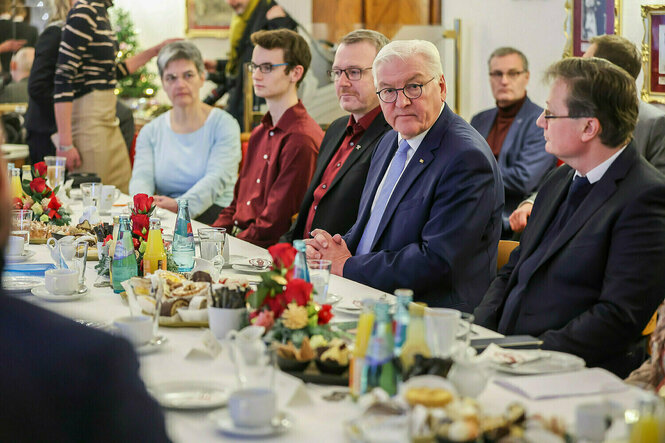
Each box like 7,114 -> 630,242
58,144 -> 73,152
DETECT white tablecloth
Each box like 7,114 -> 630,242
8,196 -> 646,441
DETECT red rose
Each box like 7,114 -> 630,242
47,195 -> 62,219
318,304 -> 333,325
12,197 -> 22,209
132,237 -> 140,250
282,278 -> 313,307
33,161 -> 47,178
131,213 -> 150,240
264,293 -> 286,319
30,177 -> 46,194
268,243 -> 296,270
133,193 -> 154,214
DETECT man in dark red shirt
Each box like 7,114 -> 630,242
285,29 -> 391,242
213,29 -> 322,247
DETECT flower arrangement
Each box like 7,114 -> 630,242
247,243 -> 335,347
12,161 -> 70,226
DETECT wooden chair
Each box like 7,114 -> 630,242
497,240 -> 519,271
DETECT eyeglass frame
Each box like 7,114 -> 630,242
248,62 -> 289,74
326,67 -> 372,82
488,70 -> 527,80
543,109 -> 593,120
376,77 -> 436,104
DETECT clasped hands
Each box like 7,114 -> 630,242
305,229 -> 351,276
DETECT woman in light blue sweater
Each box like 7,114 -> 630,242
129,41 -> 240,223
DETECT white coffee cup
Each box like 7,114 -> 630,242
207,306 -> 244,341
575,402 -> 620,441
228,388 -> 276,428
6,235 -> 24,256
100,185 -> 120,215
44,268 -> 79,295
113,315 -> 153,346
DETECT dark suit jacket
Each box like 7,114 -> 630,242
25,24 -> 61,135
0,19 -> 37,74
470,96 -> 556,225
224,0 -> 297,126
475,145 -> 665,377
0,293 -> 170,442
286,112 -> 391,241
343,105 -> 504,312
634,101 -> 665,174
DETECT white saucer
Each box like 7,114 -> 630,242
208,410 -> 293,437
136,336 -> 168,355
323,293 -> 342,305
5,249 -> 36,263
231,263 -> 267,274
31,285 -> 88,301
149,381 -> 230,410
2,275 -> 44,294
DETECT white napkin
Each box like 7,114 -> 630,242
185,330 -> 222,360
476,343 -> 549,365
493,367 -> 628,400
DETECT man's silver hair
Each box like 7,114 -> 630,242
372,40 -> 443,85
157,41 -> 205,78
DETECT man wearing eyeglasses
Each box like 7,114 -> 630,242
306,40 -> 503,311
213,29 -> 323,247
471,47 -> 556,238
475,57 -> 665,377
284,29 -> 392,242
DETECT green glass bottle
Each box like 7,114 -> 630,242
362,301 -> 398,396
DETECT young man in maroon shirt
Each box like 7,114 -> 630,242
213,29 -> 323,247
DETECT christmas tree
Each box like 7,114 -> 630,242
110,7 -> 159,98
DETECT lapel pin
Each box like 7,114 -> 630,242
419,159 -> 424,163
356,145 -> 362,150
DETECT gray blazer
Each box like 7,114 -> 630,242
634,101 -> 665,174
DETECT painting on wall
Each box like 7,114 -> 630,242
642,5 -> 665,104
565,0 -> 621,57
185,0 -> 234,38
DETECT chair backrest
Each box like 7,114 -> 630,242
497,240 -> 519,271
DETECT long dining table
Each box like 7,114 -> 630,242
11,195 -> 650,441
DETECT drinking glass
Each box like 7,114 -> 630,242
44,156 -> 66,190
198,227 -> 226,271
307,259 -> 332,304
11,209 -> 33,244
80,182 -> 103,209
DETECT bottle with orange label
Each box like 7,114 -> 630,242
142,218 -> 167,275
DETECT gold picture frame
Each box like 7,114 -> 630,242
641,5 -> 665,104
564,0 -> 622,57
185,0 -> 233,39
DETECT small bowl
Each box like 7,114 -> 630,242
315,358 -> 348,375
277,355 -> 311,372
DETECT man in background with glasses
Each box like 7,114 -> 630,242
284,29 -> 391,242
475,57 -> 665,377
213,29 -> 322,247
306,39 -> 503,312
471,47 -> 555,239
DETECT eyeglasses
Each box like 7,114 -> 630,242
248,62 -> 288,74
489,70 -> 526,80
326,67 -> 372,81
376,77 -> 435,103
543,109 -> 592,120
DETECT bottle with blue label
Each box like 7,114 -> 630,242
172,199 -> 195,272
362,301 -> 397,396
393,288 -> 413,357
112,215 -> 138,293
292,239 -> 310,282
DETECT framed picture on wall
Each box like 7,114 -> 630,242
642,5 -> 665,104
185,0 -> 234,38
564,0 -> 621,57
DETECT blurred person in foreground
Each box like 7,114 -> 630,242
284,29 -> 391,242
0,141 -> 170,441
509,34 -> 665,234
475,57 -> 665,377
130,41 -> 240,224
53,0 -> 179,192
213,29 -> 322,247
306,39 -> 503,311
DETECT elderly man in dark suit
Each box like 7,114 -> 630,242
0,163 -> 169,438
306,39 -> 504,311
285,29 -> 391,242
475,57 -> 665,377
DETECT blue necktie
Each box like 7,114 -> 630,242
356,139 -> 411,255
